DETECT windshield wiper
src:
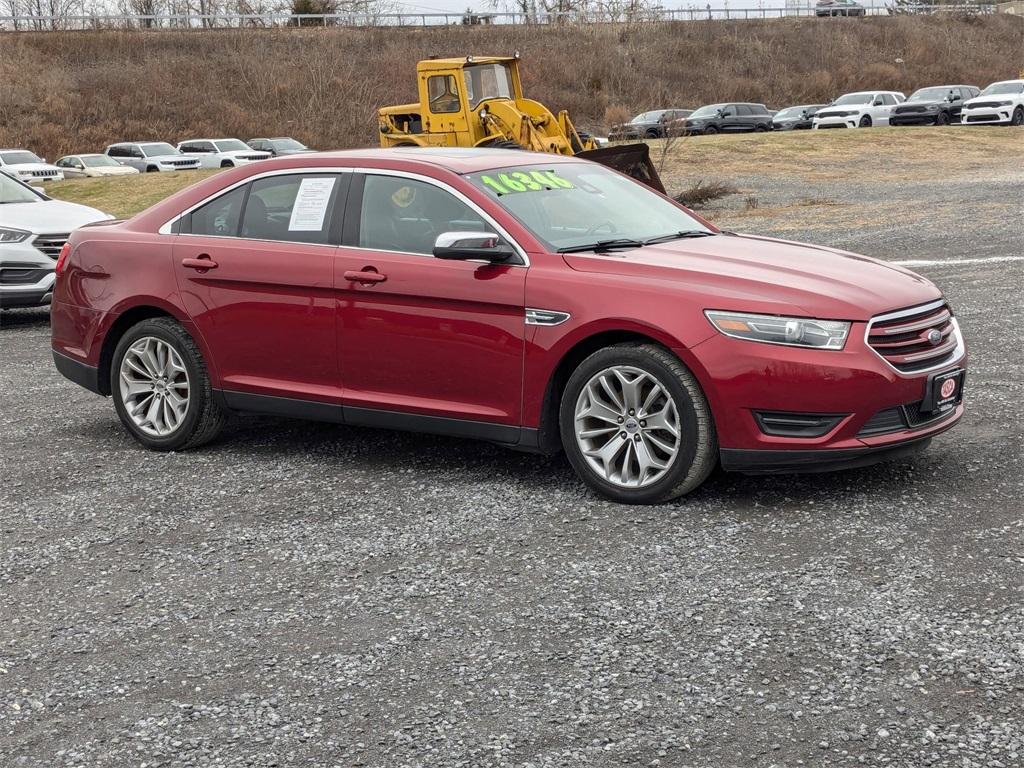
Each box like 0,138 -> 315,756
557,238 -> 645,254
642,230 -> 716,245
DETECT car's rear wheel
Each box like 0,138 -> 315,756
703,125 -> 719,135
559,343 -> 717,504
859,115 -> 872,128
111,317 -> 226,451
1012,107 -> 1024,126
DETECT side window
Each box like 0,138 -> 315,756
200,142 -> 216,153
736,105 -> 752,117
427,74 -> 461,114
107,146 -> 123,158
130,146 -> 144,158
882,94 -> 896,106
720,106 -> 736,118
358,175 -> 489,256
188,185 -> 248,237
241,174 -> 343,245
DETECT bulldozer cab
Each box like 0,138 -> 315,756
416,57 -> 523,144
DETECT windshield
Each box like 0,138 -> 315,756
463,62 -> 516,109
271,138 -> 307,150
83,155 -> 120,168
213,139 -> 250,152
689,104 -> 725,118
465,163 -> 713,252
832,93 -> 873,106
0,172 -> 42,203
139,143 -> 179,157
980,82 -> 1024,96
908,88 -> 952,102
773,107 -> 806,119
631,111 -> 664,123
0,151 -> 44,165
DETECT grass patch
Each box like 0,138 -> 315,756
673,179 -> 740,208
43,169 -> 222,219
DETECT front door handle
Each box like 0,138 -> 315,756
182,255 -> 218,272
343,269 -> 387,285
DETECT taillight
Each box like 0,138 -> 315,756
55,243 -> 71,276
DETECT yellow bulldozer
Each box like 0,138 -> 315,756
378,53 -> 665,194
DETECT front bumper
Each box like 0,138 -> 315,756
814,117 -> 859,129
961,109 -> 1013,125
0,241 -> 57,308
680,324 -> 967,474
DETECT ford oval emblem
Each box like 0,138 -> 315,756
927,329 -> 942,345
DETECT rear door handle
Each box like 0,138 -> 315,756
182,255 -> 218,272
343,270 -> 387,285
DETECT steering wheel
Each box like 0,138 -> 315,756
585,219 -> 618,236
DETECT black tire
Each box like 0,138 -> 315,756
111,317 -> 226,452
859,115 -> 872,128
754,124 -> 768,132
936,111 -> 951,126
645,129 -> 660,139
483,138 -> 526,150
221,160 -> 234,168
146,165 -> 158,172
703,125 -> 719,135
559,343 -> 718,504
1012,107 -> 1024,127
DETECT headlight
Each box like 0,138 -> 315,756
0,226 -> 32,243
997,100 -> 1013,106
705,310 -> 850,350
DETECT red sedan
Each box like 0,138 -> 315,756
51,148 -> 966,503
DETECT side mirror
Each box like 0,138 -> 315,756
74,163 -> 84,169
873,100 -> 883,106
432,232 -> 514,262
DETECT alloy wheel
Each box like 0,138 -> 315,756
573,365 -> 681,489
118,336 -> 191,438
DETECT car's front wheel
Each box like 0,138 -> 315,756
1012,107 -> 1024,126
936,111 -> 951,126
703,125 -> 719,135
111,317 -> 226,451
559,343 -> 718,504
859,115 -> 872,128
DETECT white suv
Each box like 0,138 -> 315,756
959,79 -> 1024,126
0,171 -> 112,309
177,138 -> 271,168
813,91 -> 906,129
0,149 -> 64,183
105,142 -> 201,172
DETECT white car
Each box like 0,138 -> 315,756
55,154 -> 140,179
0,149 -> 64,183
177,138 -> 272,168
813,91 -> 906,129
0,171 -> 112,309
959,79 -> 1024,126
105,142 -> 201,173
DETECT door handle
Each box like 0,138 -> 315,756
343,270 -> 387,285
182,255 -> 218,272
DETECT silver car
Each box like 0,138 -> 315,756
104,142 -> 201,173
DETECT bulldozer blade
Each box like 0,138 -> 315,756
575,144 -> 666,195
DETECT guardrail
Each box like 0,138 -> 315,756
0,5 -> 997,31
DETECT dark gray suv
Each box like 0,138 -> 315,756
683,103 -> 774,135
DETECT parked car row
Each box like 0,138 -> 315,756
609,78 -> 1023,139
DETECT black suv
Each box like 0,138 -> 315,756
890,85 -> 981,126
683,103 -> 774,135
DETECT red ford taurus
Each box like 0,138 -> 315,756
51,148 -> 966,503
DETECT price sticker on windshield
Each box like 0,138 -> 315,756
480,170 -> 574,195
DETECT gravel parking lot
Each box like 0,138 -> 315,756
2,144 -> 1022,767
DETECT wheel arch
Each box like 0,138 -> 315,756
97,305 -> 201,396
536,329 -> 684,454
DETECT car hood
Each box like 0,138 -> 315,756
0,199 -> 111,233
560,233 -> 940,321
90,167 -> 138,176
148,154 -> 198,162
222,150 -> 271,158
897,99 -> 944,109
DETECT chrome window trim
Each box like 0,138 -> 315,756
157,166 -> 530,266
864,299 -> 966,376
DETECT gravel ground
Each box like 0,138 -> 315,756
1,149 -> 1022,768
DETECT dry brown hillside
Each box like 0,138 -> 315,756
1,15 -> 1022,160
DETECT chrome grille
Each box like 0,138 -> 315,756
866,300 -> 962,374
241,154 -> 269,161
32,233 -> 69,260
30,170 -> 59,177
